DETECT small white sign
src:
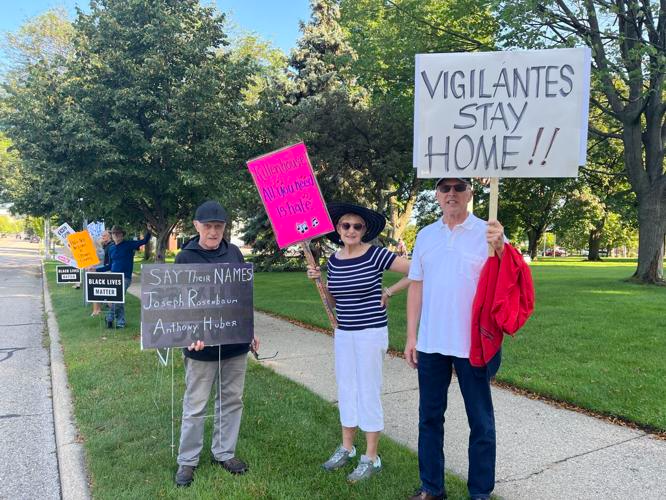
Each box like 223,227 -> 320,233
86,221 -> 105,241
413,47 -> 591,178
53,223 -> 75,245
55,254 -> 78,267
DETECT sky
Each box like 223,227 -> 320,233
0,0 -> 312,55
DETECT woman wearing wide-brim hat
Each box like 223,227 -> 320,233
307,202 -> 411,482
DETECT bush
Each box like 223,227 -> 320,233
246,254 -> 308,272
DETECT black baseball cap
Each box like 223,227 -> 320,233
194,200 -> 227,223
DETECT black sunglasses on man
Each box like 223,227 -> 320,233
438,183 -> 468,193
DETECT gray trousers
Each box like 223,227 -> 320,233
177,353 -> 248,466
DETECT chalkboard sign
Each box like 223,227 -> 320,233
85,272 -> 125,304
56,266 -> 81,284
140,263 -> 254,350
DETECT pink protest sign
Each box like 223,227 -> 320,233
247,143 -> 334,248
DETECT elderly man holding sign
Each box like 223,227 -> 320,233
174,201 -> 259,487
405,178 -> 506,500
408,47 -> 588,500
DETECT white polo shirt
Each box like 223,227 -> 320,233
408,213 -> 487,358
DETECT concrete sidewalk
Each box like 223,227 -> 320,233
128,282 -> 666,499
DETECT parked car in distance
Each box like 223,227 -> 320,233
544,247 -> 567,256
30,236 -> 40,243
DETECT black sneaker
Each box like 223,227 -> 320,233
213,456 -> 248,475
106,320 -> 114,329
175,465 -> 195,487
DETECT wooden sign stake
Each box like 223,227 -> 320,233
300,241 -> 337,330
488,178 -> 500,257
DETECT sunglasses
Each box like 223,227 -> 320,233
338,222 -> 365,231
252,349 -> 278,361
438,183 -> 468,193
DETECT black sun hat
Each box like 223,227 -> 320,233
326,202 -> 387,245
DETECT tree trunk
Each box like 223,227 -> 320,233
527,229 -> 541,260
154,227 -> 173,264
144,238 -> 153,261
388,195 -> 416,243
587,217 -> 605,262
632,194 -> 665,283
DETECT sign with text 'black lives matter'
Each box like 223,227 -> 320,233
140,263 -> 254,350
85,272 -> 125,304
56,266 -> 81,284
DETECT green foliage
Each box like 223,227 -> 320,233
0,214 -> 21,233
340,0 -> 496,103
66,0 -> 255,228
0,10 -> 77,219
494,178 -> 577,258
287,0 -> 360,103
496,0 -> 666,282
0,132 -> 22,205
0,8 -> 74,74
413,187 -> 440,230
23,215 -> 45,236
401,224 -> 417,252
1,1 -> 261,261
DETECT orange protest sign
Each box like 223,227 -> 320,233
66,230 -> 100,269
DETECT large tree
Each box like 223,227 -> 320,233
0,10 -> 78,221
339,0 -> 498,240
498,0 -> 666,282
59,0 -> 255,261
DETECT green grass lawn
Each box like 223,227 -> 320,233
45,262 -> 470,499
254,258 -> 666,432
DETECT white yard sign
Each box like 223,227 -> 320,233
413,48 -> 591,178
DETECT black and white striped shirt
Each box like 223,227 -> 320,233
327,245 -> 397,331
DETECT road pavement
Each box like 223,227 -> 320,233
0,239 -> 60,500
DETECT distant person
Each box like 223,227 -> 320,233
174,200 -> 259,488
397,238 -> 408,257
306,202 -> 410,482
90,230 -> 112,317
95,225 -> 150,328
406,178 -> 505,500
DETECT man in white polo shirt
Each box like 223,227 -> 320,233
406,177 -> 505,500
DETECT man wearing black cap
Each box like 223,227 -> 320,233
174,200 -> 258,487
405,177 -> 505,500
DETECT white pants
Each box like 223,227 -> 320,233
334,327 -> 388,432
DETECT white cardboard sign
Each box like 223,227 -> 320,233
53,222 -> 75,245
86,221 -> 105,241
413,47 -> 591,178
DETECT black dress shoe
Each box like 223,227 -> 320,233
409,490 -> 446,500
214,456 -> 248,474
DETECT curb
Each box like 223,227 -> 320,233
42,263 -> 92,500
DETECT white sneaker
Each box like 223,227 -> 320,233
347,454 -> 382,482
322,445 -> 356,471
